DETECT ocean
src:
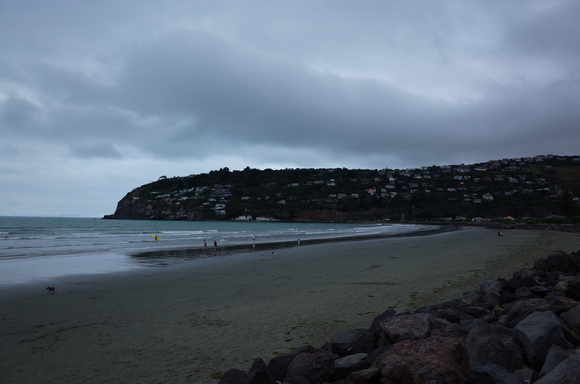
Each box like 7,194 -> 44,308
0,216 -> 441,285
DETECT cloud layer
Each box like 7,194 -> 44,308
1,0 -> 579,216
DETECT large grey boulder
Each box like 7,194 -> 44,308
331,353 -> 369,381
534,349 -> 580,384
514,310 -> 574,370
480,279 -> 504,295
483,290 -> 503,308
344,365 -> 381,384
499,299 -> 550,328
369,308 -> 396,335
380,313 -> 449,343
515,368 -> 539,384
331,328 -> 376,356
561,304 -> 580,328
506,268 -> 543,292
366,345 -> 390,365
267,346 -> 317,383
545,251 -> 580,274
529,285 -> 553,298
219,368 -> 249,384
539,344 -> 574,378
286,351 -> 335,384
515,287 -> 538,299
247,358 -> 276,384
466,318 -> 525,372
467,363 -> 519,384
461,291 -> 483,306
376,336 -> 468,384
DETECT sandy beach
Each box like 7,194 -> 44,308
1,227 -> 579,383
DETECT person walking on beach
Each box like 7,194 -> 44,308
203,239 -> 207,254
214,240 -> 218,255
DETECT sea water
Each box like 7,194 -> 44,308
0,217 -> 440,285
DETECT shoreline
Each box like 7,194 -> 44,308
0,223 -> 449,287
1,228 -> 579,383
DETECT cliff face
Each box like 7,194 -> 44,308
104,197 -> 204,221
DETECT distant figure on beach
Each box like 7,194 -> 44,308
297,238 -> 301,245
203,239 -> 207,253
252,235 -> 256,248
214,240 -> 218,255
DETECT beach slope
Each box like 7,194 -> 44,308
1,228 -> 578,383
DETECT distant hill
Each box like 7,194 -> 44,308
104,155 -> 580,222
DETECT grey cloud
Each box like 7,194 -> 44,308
0,97 -> 41,130
69,144 -> 122,159
1,0 -> 579,216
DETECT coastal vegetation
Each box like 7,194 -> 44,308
104,154 -> 580,223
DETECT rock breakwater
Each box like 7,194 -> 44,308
218,249 -> 580,384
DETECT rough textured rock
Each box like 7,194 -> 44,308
461,291 -> 482,306
506,268 -> 543,292
369,309 -> 396,335
331,353 -> 369,381
545,251 -> 580,274
467,363 -> 519,384
366,345 -> 390,365
539,344 -> 574,378
247,358 -> 276,384
529,285 -> 553,298
466,318 -> 525,373
560,304 -> 580,329
483,290 -> 503,308
534,349 -> 580,384
286,351 -> 335,384
380,313 -> 449,343
498,299 -> 550,328
515,286 -> 538,299
345,365 -> 381,384
375,336 -> 468,384
515,367 -> 539,384
514,310 -> 574,370
331,328 -> 376,356
219,368 -> 249,384
267,346 -> 317,383
480,279 -> 504,295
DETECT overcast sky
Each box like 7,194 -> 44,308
1,1 -> 579,217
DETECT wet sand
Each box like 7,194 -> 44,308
1,227 -> 578,383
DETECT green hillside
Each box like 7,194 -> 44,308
104,155 -> 580,223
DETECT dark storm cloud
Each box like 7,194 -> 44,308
1,0 -> 579,216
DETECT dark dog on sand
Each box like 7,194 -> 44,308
46,286 -> 55,294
